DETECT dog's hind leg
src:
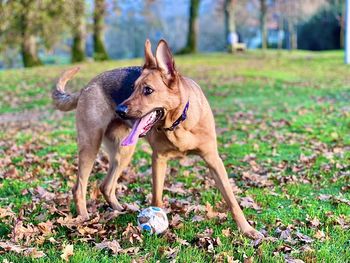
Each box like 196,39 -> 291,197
73,86 -> 114,219
100,121 -> 136,211
73,127 -> 103,220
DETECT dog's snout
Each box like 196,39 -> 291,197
116,104 -> 128,118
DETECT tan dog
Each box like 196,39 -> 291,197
52,39 -> 262,239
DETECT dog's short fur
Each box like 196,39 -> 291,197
52,39 -> 262,239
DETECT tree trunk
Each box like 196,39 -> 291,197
72,0 -> 86,62
292,27 -> 297,50
277,17 -> 283,50
288,21 -> 298,50
225,0 -> 237,52
178,0 -> 200,54
340,1 -> 345,49
93,0 -> 109,61
260,0 -> 267,49
20,10 -> 42,67
21,34 -> 42,67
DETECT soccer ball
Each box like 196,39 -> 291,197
137,206 -> 169,234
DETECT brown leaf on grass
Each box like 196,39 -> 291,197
275,244 -> 293,254
222,228 -> 231,237
60,244 -> 74,262
0,241 -> 24,253
170,199 -> 189,214
285,255 -> 305,263
318,194 -> 350,206
191,215 -> 204,222
185,203 -> 205,217
120,246 -> 140,255
335,215 -> 350,229
244,257 -> 254,263
239,196 -> 262,211
23,248 -> 46,258
242,171 -> 273,187
214,252 -> 239,263
159,246 -> 179,260
35,186 -> 55,201
11,220 -> 40,244
95,240 -> 122,254
122,223 -> 143,244
275,226 -> 295,244
170,214 -> 183,229
205,202 -> 227,220
205,202 -> 217,219
306,216 -> 320,228
102,209 -> 127,222
0,207 -> 15,221
164,182 -> 187,195
77,225 -> 99,236
295,232 -> 313,244
195,228 -> 221,253
196,236 -> 222,253
0,242 -> 45,259
162,230 -> 190,246
313,230 -> 325,240
90,181 -> 101,200
37,221 -> 54,236
57,215 -> 86,228
333,196 -> 350,206
3,166 -> 19,179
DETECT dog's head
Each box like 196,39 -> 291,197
118,39 -> 181,146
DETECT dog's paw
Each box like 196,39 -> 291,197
243,227 -> 264,240
110,202 -> 126,212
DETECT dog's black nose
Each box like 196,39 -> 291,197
116,104 -> 128,118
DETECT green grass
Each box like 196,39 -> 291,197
0,50 -> 349,262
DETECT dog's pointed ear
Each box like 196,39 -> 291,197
143,39 -> 156,68
155,39 -> 176,79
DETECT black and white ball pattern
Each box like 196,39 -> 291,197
137,206 -> 169,234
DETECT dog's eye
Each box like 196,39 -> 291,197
143,86 -> 154,96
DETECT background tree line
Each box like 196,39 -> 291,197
0,0 -> 345,68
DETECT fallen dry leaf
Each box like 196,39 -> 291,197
222,228 -> 231,237
122,223 -> 143,244
295,232 -> 313,244
60,244 -> 74,262
239,196 -> 262,211
313,230 -> 325,240
95,240 -> 122,254
170,214 -> 183,229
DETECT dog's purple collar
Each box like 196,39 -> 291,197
163,101 -> 190,131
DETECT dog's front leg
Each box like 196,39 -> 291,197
201,152 -> 263,240
151,152 -> 168,207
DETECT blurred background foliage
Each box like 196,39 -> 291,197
0,0 -> 346,68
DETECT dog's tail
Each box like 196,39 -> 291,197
52,67 -> 81,111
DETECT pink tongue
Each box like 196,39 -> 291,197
121,116 -> 150,146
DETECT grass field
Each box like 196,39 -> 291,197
0,50 -> 349,262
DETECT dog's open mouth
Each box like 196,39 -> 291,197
121,109 -> 164,146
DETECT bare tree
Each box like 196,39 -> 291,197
224,0 -> 237,52
93,0 -> 109,61
71,0 -> 86,62
179,0 -> 200,54
260,0 -> 268,49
